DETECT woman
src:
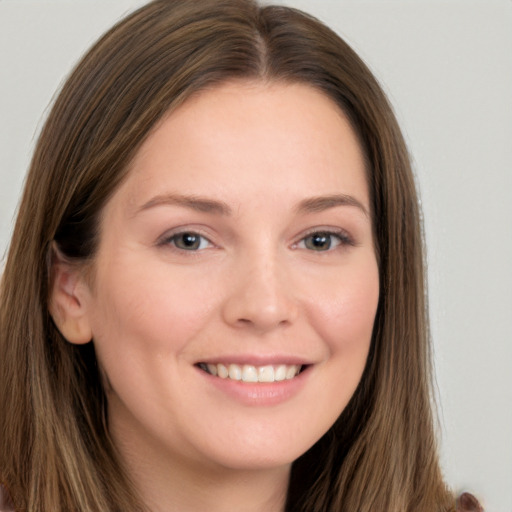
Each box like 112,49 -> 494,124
0,1 -> 482,511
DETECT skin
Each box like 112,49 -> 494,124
51,81 -> 380,512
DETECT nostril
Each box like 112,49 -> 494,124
221,279 -> 298,332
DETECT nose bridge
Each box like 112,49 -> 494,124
222,241 -> 297,332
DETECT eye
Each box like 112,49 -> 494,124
297,230 -> 351,252
164,232 -> 212,251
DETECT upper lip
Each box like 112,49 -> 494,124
195,354 -> 313,366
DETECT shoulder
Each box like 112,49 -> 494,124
456,492 -> 484,512
0,484 -> 15,512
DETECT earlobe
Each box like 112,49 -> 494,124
49,245 -> 93,345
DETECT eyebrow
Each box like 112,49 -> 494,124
295,194 -> 369,217
137,194 -> 232,216
136,192 -> 368,217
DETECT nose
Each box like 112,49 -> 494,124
221,252 -> 298,334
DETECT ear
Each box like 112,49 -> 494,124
48,244 -> 93,345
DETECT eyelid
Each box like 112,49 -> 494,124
155,225 -> 355,253
157,227 -> 216,251
292,227 -> 355,250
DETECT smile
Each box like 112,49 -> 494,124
198,363 -> 303,383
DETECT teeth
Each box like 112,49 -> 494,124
206,363 -> 217,376
275,364 -> 287,381
217,363 -> 229,379
228,364 -> 242,380
285,365 -> 298,380
258,365 -> 274,382
242,365 -> 258,382
201,363 -> 302,382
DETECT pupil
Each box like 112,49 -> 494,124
181,233 -> 198,248
310,234 -> 330,250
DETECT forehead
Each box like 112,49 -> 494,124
110,80 -> 369,215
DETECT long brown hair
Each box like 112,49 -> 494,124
0,1 -> 454,510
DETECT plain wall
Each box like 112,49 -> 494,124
1,1 -> 511,511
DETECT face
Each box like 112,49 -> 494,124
76,82 -> 379,474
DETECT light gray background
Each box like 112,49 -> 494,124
1,1 -> 511,510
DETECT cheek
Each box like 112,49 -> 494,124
307,260 -> 380,356
86,262 -> 223,425
87,259 -> 222,358
288,259 -> 379,444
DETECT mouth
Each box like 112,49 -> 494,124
197,362 -> 306,383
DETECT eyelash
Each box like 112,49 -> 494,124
159,231 -> 213,251
159,228 -> 354,253
293,229 -> 354,252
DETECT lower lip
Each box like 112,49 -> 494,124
197,366 -> 311,406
